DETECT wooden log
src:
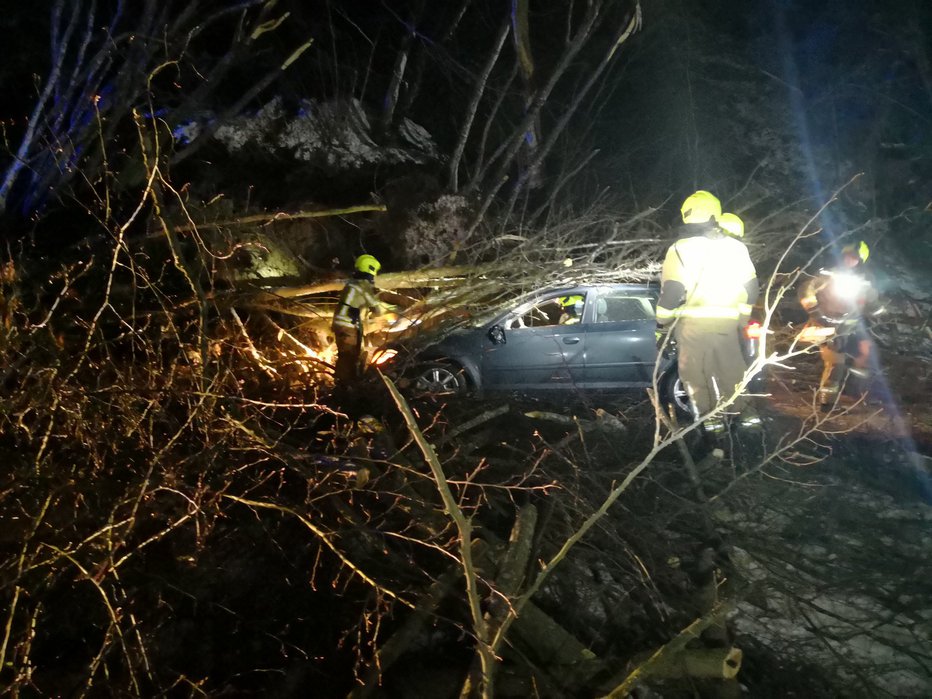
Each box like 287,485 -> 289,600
348,540 -> 493,699
510,602 -> 601,671
523,409 -> 626,434
642,646 -> 743,681
257,265 -> 494,300
598,601 -> 733,698
684,646 -> 742,680
495,504 -> 538,598
436,405 -> 510,447
460,504 -> 542,697
461,507 -> 606,697
171,204 -> 388,234
477,522 -> 603,684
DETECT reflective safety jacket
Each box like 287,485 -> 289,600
657,231 -> 758,325
332,277 -> 383,331
798,266 -> 879,327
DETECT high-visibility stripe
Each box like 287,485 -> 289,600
332,305 -> 358,329
661,235 -> 757,328
333,280 -> 381,329
670,306 -> 741,320
658,304 -> 743,320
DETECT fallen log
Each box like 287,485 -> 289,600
620,645 -> 743,682
171,204 -> 388,235
524,408 -> 627,434
598,600 -> 735,697
257,265 -> 495,300
495,504 -> 538,599
484,508 -> 606,692
675,646 -> 742,680
460,504 -> 540,698
348,540 -> 493,699
436,405 -> 511,446
509,602 -> 604,684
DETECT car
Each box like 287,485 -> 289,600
383,283 -> 763,415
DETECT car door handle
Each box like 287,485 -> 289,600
562,336 -> 581,344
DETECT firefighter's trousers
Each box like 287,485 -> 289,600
333,324 -> 364,384
674,319 -> 750,419
818,332 -> 871,407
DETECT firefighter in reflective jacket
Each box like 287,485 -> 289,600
559,295 -> 584,325
798,241 -> 881,411
332,254 -> 392,384
657,192 -> 759,428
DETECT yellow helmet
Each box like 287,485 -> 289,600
681,190 -> 722,224
841,240 -> 869,263
354,254 -> 381,275
559,295 -> 584,307
718,212 -> 745,238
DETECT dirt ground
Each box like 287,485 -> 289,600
764,350 -> 932,456
712,351 -> 932,695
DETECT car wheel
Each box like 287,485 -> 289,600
658,369 -> 693,420
412,362 -> 468,397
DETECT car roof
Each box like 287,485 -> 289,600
479,282 -> 656,321
527,282 -> 658,297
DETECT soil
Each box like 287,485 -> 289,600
767,350 -> 932,455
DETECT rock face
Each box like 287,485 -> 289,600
209,97 -> 438,171
174,97 -> 462,274
216,230 -> 302,282
397,195 -> 472,268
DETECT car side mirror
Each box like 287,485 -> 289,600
488,325 -> 506,345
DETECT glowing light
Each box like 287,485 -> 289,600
371,349 -> 397,366
744,320 -> 763,340
796,325 -> 836,343
827,271 -> 866,301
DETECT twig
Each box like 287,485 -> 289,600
380,372 -> 497,699
221,494 -> 415,609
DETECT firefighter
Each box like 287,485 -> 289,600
718,212 -> 745,239
656,193 -> 759,430
331,254 -> 393,385
558,295 -> 584,324
797,241 -> 881,411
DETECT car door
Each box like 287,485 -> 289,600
481,294 -> 586,389
581,286 -> 658,387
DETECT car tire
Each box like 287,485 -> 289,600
658,369 -> 693,421
411,362 -> 469,397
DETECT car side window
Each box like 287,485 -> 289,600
505,296 -> 585,329
593,291 -> 655,323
